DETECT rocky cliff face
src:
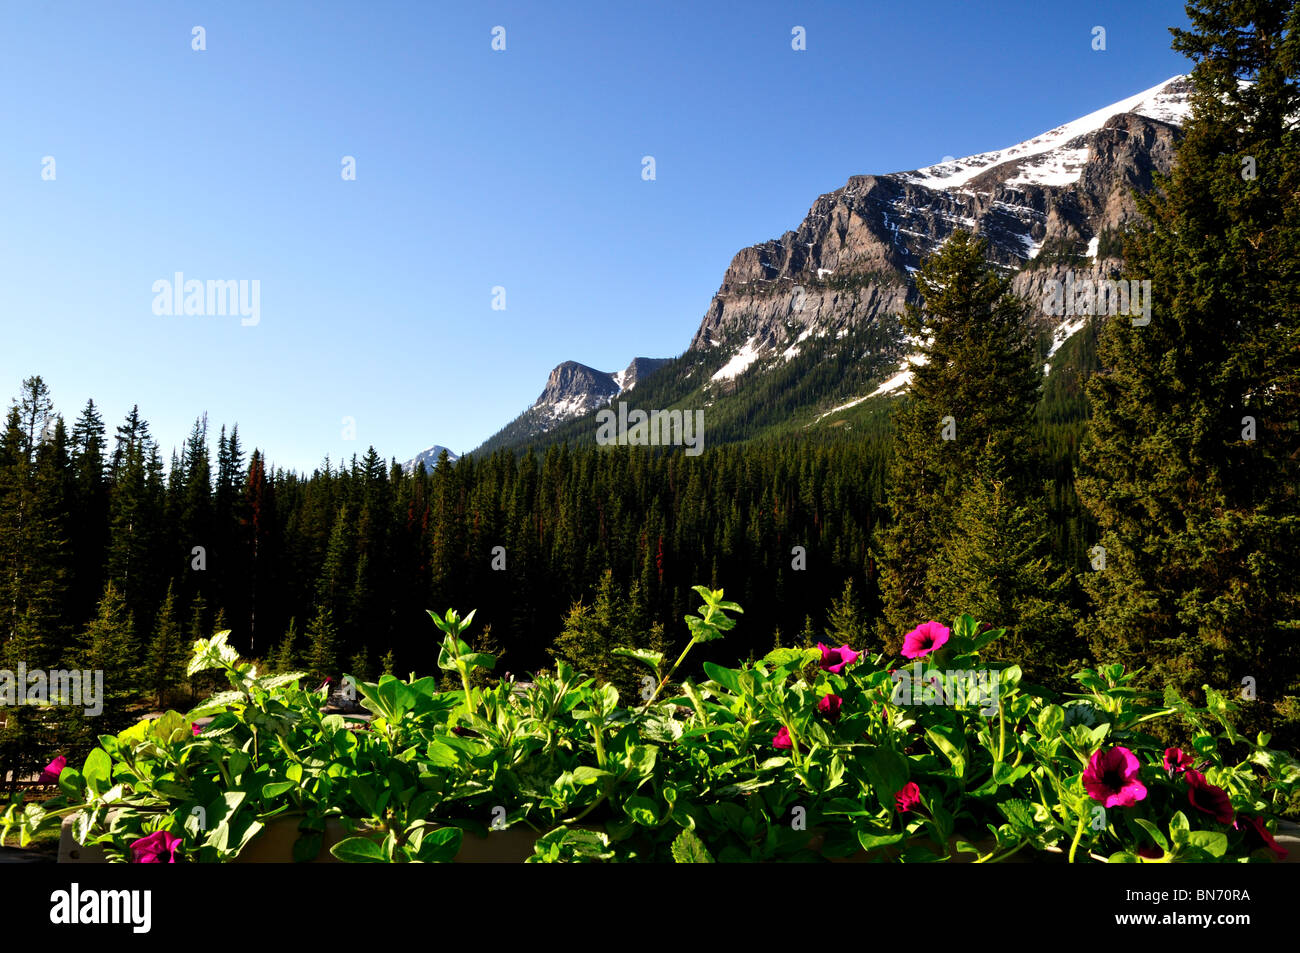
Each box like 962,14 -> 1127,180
474,75 -> 1193,453
691,77 -> 1189,377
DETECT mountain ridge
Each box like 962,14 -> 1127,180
471,75 -> 1191,456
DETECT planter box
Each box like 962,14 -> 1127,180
58,813 -> 552,864
58,812 -> 1300,863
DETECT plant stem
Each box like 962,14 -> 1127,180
997,696 -> 1006,763
638,636 -> 697,713
1068,810 -> 1088,863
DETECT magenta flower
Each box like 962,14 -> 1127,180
772,726 -> 793,750
1162,748 -> 1193,775
900,621 -> 950,659
894,782 -> 921,814
817,694 -> 843,724
1185,770 -> 1234,824
817,643 -> 860,674
1136,844 -> 1164,860
39,756 -> 67,784
129,830 -> 182,864
1237,816 -> 1288,860
1082,746 -> 1147,807
192,723 -> 203,737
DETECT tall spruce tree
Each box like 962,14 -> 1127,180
78,581 -> 139,717
0,380 -> 72,670
925,476 -> 1080,682
1077,1 -> 1300,736
874,231 -> 1062,653
304,603 -> 338,683
825,577 -> 871,650
144,581 -> 186,707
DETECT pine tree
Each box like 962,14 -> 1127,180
304,604 -> 338,683
348,646 -> 374,682
1077,1 -> 1300,735
796,614 -> 818,649
68,400 -> 109,626
873,231 -> 1058,654
825,577 -> 870,650
926,477 -> 1080,683
144,581 -> 186,707
107,406 -> 166,635
78,581 -> 139,715
548,569 -> 641,695
0,380 -> 72,670
273,618 -> 301,673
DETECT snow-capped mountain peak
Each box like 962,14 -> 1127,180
903,76 -> 1190,191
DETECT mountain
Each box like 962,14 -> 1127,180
403,445 -> 459,472
475,357 -> 669,453
476,76 -> 1191,454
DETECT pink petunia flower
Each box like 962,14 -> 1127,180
817,694 -> 843,724
772,726 -> 793,750
894,782 -> 921,813
900,621 -> 950,659
129,830 -> 182,864
1185,770 -> 1234,825
1136,844 -> 1164,860
192,723 -> 203,737
1163,748 -> 1193,775
39,756 -> 67,784
817,644 -> 860,674
1237,815 -> 1288,860
1082,746 -> 1147,808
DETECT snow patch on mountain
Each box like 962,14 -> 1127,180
902,76 -> 1190,191
1043,316 -> 1090,374
712,336 -> 764,382
869,352 -> 930,397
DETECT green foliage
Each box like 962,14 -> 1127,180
144,581 -> 186,707
77,581 -> 139,711
304,604 -> 338,683
548,572 -> 653,698
1076,0 -> 1300,741
5,586 -> 1292,864
874,231 -> 1079,668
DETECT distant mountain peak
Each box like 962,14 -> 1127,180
402,445 -> 459,472
473,356 -> 670,453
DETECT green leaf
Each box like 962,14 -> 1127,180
260,781 -> 295,800
702,662 -> 745,696
460,652 -> 496,672
330,836 -> 386,863
623,796 -> 660,827
861,747 -> 910,812
670,829 -> 714,863
763,647 -> 819,669
1186,831 -> 1227,858
1134,818 -> 1169,851
425,740 -> 461,769
415,827 -> 462,863
82,749 -> 111,795
613,648 -> 664,673
856,830 -> 906,852
925,725 -> 967,778
1036,705 -> 1065,739
293,833 -> 323,862
57,768 -> 85,799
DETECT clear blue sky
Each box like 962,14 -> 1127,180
0,0 -> 1192,473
